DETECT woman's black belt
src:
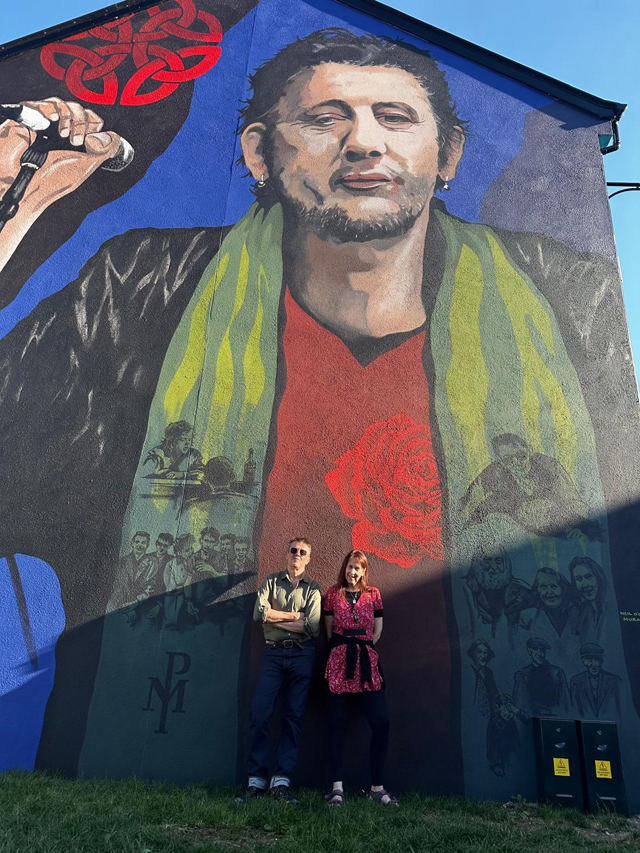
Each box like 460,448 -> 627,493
329,632 -> 376,684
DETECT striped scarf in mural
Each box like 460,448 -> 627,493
113,201 -> 606,601
432,208 -> 606,569
111,203 -> 283,609
158,203 -> 283,488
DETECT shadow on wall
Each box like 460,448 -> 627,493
480,101 -> 616,262
294,570 -> 464,796
1,494 -> 640,806
1,571 -> 461,795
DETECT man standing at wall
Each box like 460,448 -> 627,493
238,537 -> 320,804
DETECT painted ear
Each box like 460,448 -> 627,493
440,127 -> 465,181
240,122 -> 269,182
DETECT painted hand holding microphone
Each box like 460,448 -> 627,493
0,99 -> 133,234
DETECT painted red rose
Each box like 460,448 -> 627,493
325,413 -> 443,568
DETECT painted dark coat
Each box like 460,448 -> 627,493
570,669 -> 622,718
486,713 -> 526,773
512,661 -> 570,717
464,572 -> 533,634
0,207 -> 631,774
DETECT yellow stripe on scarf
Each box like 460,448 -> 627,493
203,244 -> 251,460
163,251 -> 230,423
488,234 -> 578,481
447,244 -> 491,483
240,264 -> 268,423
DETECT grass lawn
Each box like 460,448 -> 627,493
1,772 -> 639,853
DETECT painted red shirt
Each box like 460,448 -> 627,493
259,289 -> 455,788
259,288 -> 443,587
324,585 -> 384,693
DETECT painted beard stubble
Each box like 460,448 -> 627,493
269,161 -> 434,243
478,571 -> 510,591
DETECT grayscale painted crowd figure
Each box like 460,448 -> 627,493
143,420 -> 258,500
464,522 -> 620,779
468,636 -> 621,777
115,527 -> 254,629
464,548 -> 607,642
459,432 -> 627,779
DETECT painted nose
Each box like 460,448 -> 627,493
343,114 -> 386,160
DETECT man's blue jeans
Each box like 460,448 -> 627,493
247,643 -> 315,783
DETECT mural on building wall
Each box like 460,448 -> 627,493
1,0 -> 639,804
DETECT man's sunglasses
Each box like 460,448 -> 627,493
289,547 -> 308,556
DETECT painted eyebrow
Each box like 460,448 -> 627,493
299,99 -> 354,117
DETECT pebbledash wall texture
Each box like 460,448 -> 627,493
1,0 -> 639,805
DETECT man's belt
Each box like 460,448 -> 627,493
329,632 -> 376,684
266,637 -> 312,650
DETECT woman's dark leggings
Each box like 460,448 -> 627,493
327,689 -> 390,786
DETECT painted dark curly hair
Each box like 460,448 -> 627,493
237,27 -> 466,198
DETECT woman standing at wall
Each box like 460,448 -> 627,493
323,551 -> 396,806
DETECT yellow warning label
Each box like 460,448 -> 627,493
553,757 -> 570,777
596,760 -> 612,779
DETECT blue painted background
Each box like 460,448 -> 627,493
0,555 -> 65,771
0,0 -> 558,341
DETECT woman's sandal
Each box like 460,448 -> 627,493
367,789 -> 398,806
324,788 -> 345,806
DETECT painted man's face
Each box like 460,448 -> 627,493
536,574 -> 562,609
220,537 -> 234,555
573,564 -> 599,601
583,656 -> 603,677
132,535 -> 148,560
234,542 -> 249,562
475,551 -> 510,591
172,432 -> 192,457
266,64 -> 455,242
177,540 -> 194,560
201,535 -> 219,559
495,445 -> 532,479
528,646 -> 546,666
155,539 -> 170,558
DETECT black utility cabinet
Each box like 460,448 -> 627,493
577,720 -> 628,815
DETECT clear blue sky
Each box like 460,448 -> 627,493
2,0 -> 639,360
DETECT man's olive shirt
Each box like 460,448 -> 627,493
253,570 -> 322,642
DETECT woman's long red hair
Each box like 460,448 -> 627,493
336,550 -> 369,598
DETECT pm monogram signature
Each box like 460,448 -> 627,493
143,651 -> 191,734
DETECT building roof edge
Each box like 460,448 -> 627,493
336,0 -> 626,121
0,0 -> 626,123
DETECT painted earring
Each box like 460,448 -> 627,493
443,176 -> 451,191
257,174 -> 267,187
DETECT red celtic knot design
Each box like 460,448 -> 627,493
40,0 -> 222,106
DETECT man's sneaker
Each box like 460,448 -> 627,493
270,784 -> 299,805
235,785 -> 265,803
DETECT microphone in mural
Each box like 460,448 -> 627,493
0,102 -> 134,234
